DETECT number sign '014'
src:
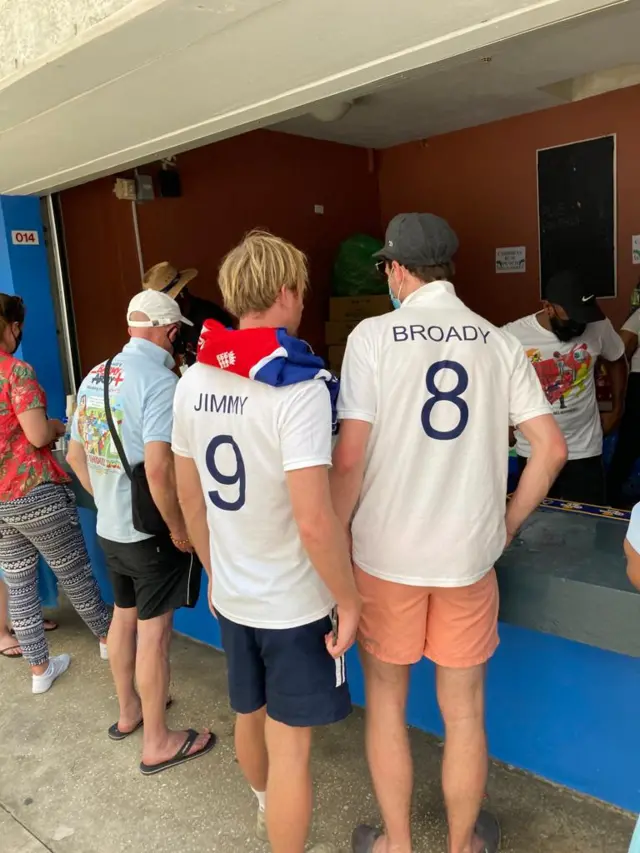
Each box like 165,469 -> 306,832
11,230 -> 40,245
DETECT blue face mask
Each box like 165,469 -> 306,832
389,285 -> 402,310
388,275 -> 403,310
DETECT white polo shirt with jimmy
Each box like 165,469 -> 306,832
338,281 -> 551,588
171,365 -> 334,629
503,314 -> 624,460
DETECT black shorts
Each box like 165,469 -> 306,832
517,454 -> 606,506
217,611 -> 352,728
98,534 -> 202,621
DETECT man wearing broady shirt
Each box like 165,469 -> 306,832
504,270 -> 627,505
331,213 -> 567,853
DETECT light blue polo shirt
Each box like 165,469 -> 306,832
72,338 -> 178,543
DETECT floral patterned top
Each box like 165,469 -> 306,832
0,354 -> 69,502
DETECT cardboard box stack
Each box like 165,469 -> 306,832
326,295 -> 390,373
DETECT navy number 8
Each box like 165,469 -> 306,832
206,435 -> 246,511
421,360 -> 469,441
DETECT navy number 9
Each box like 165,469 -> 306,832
206,435 -> 246,511
421,360 -> 469,440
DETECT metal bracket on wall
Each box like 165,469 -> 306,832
44,194 -> 79,394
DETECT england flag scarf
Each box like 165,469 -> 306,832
196,320 -> 340,434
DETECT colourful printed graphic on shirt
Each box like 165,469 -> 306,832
526,343 -> 592,408
76,362 -> 125,472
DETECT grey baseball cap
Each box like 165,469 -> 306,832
374,213 -> 459,267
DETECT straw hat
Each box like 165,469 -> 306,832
142,261 -> 198,300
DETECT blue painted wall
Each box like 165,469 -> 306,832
0,195 -> 68,600
0,195 -> 66,418
74,536 -> 639,812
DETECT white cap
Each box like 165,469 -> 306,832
127,290 -> 193,328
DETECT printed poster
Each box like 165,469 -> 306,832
632,235 -> 640,265
76,361 -> 125,473
496,246 -> 526,273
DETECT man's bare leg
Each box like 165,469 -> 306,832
361,648 -> 413,853
137,610 -> 209,764
436,664 -> 487,853
264,715 -> 312,853
236,706 -> 268,791
107,605 -> 139,731
236,707 -> 269,837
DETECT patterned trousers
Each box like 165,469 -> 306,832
0,483 -> 110,666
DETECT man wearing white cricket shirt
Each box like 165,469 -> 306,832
171,230 -> 358,853
331,213 -> 567,853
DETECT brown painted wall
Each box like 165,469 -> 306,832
62,86 -> 640,377
60,175 -> 140,374
377,85 -> 640,329
61,129 -> 381,373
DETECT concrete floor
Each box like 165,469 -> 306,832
0,603 -> 635,853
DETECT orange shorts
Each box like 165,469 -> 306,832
355,566 -> 499,668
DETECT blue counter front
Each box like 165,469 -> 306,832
69,496 -> 640,815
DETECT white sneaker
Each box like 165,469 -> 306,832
99,642 -> 109,661
256,808 -> 267,842
32,654 -> 71,694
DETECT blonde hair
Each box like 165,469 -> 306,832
218,230 -> 308,318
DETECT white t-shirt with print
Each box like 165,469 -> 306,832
337,281 -> 551,589
171,363 -> 334,630
622,309 -> 640,373
503,314 -> 624,460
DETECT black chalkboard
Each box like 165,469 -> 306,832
537,135 -> 615,298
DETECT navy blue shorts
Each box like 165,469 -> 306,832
217,611 -> 352,727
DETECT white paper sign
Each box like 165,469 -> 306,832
11,230 -> 39,246
496,246 -> 526,273
633,235 -> 640,265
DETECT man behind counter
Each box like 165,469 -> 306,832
142,262 -> 234,366
504,270 -> 627,506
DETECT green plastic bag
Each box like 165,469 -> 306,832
332,234 -> 385,296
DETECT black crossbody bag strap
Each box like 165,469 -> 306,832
103,357 -> 133,481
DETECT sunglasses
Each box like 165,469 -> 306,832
374,259 -> 386,275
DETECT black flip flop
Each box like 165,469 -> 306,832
139,729 -> 217,776
108,698 -> 173,741
351,825 -> 382,853
475,810 -> 501,853
0,644 -> 22,658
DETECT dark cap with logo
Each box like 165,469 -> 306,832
545,270 -> 604,324
374,213 -> 459,267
